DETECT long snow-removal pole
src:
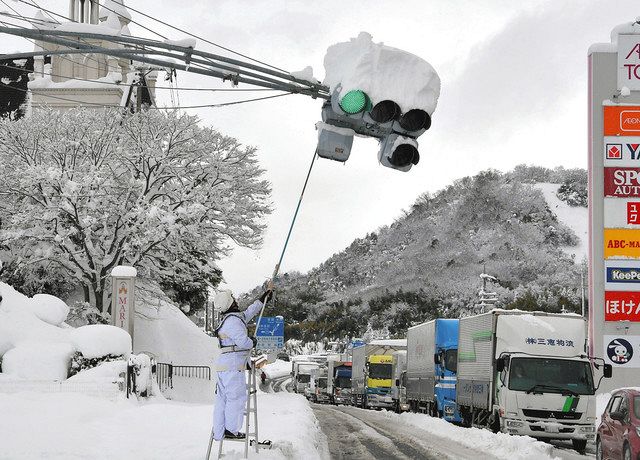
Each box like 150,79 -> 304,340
253,149 -> 318,339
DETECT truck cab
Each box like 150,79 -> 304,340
496,353 -> 598,452
434,321 -> 462,423
332,365 -> 352,405
365,354 -> 394,409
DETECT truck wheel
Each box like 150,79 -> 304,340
571,439 -> 587,454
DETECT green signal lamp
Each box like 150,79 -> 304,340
339,89 -> 370,114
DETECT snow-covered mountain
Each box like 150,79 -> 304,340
248,166 -> 587,341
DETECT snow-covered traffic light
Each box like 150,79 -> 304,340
319,32 -> 440,172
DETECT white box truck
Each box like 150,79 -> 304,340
391,350 -> 409,413
456,310 -> 611,453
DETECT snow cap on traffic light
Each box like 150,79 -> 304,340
323,32 -> 441,117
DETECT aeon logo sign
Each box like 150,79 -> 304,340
621,111 -> 640,132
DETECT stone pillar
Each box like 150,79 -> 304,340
111,265 -> 137,346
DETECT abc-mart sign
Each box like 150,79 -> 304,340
618,35 -> 640,91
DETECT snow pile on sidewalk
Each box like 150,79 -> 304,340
2,342 -> 75,380
388,411 -> 558,460
261,359 -> 291,380
0,282 -> 130,381
535,183 -> 587,261
0,390 -> 327,459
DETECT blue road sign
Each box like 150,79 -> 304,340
256,316 -> 284,350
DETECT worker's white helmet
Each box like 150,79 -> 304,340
214,289 -> 235,313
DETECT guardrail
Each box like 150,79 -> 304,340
156,363 -> 211,392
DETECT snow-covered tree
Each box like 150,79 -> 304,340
0,108 -> 271,314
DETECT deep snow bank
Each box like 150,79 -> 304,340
386,411 -> 559,460
134,282 -> 218,366
0,391 -> 327,459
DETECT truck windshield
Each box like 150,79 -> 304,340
318,378 -> 327,389
335,376 -> 351,388
298,374 -> 310,384
508,357 -> 594,395
444,349 -> 457,373
368,363 -> 392,380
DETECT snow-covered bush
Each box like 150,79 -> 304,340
2,341 -> 75,380
70,325 -> 131,359
68,352 -> 125,378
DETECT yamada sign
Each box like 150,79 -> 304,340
618,34 -> 640,91
604,106 -> 640,136
604,137 -> 640,167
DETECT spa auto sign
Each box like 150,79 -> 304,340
618,34 -> 640,91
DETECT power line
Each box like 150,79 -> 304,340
0,60 -> 279,93
0,79 -> 293,110
115,2 -> 288,73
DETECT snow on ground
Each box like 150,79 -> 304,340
381,411 -> 559,460
262,359 -> 292,380
0,391 -> 327,460
535,183 -> 587,262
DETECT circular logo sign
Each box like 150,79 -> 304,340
607,338 -> 634,365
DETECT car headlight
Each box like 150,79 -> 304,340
507,412 -> 518,417
580,426 -> 595,433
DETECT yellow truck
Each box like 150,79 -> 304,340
351,340 -> 407,409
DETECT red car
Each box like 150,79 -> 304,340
597,388 -> 640,460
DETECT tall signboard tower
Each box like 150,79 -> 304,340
589,20 -> 640,391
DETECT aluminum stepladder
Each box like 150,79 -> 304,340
206,361 -> 262,459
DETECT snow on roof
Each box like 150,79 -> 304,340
53,22 -> 122,36
323,32 -> 441,114
589,19 -> 640,55
369,339 -> 407,347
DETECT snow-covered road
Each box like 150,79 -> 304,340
312,404 -> 499,460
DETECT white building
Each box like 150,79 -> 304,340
29,0 -> 156,110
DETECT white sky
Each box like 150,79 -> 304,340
1,1 -> 637,293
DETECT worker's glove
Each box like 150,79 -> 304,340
259,289 -> 273,304
251,336 -> 258,348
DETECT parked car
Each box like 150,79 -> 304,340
597,388 -> 640,460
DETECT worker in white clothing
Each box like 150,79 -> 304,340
212,282 -> 274,440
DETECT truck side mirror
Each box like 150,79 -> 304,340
433,353 -> 439,365
496,358 -> 505,373
604,364 -> 612,378
395,379 -> 400,387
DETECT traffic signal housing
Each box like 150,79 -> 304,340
317,86 -> 433,171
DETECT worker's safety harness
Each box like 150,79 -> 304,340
215,312 -> 252,354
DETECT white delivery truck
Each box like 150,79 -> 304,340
391,350 -> 409,413
456,310 -> 611,453
292,361 -> 319,394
